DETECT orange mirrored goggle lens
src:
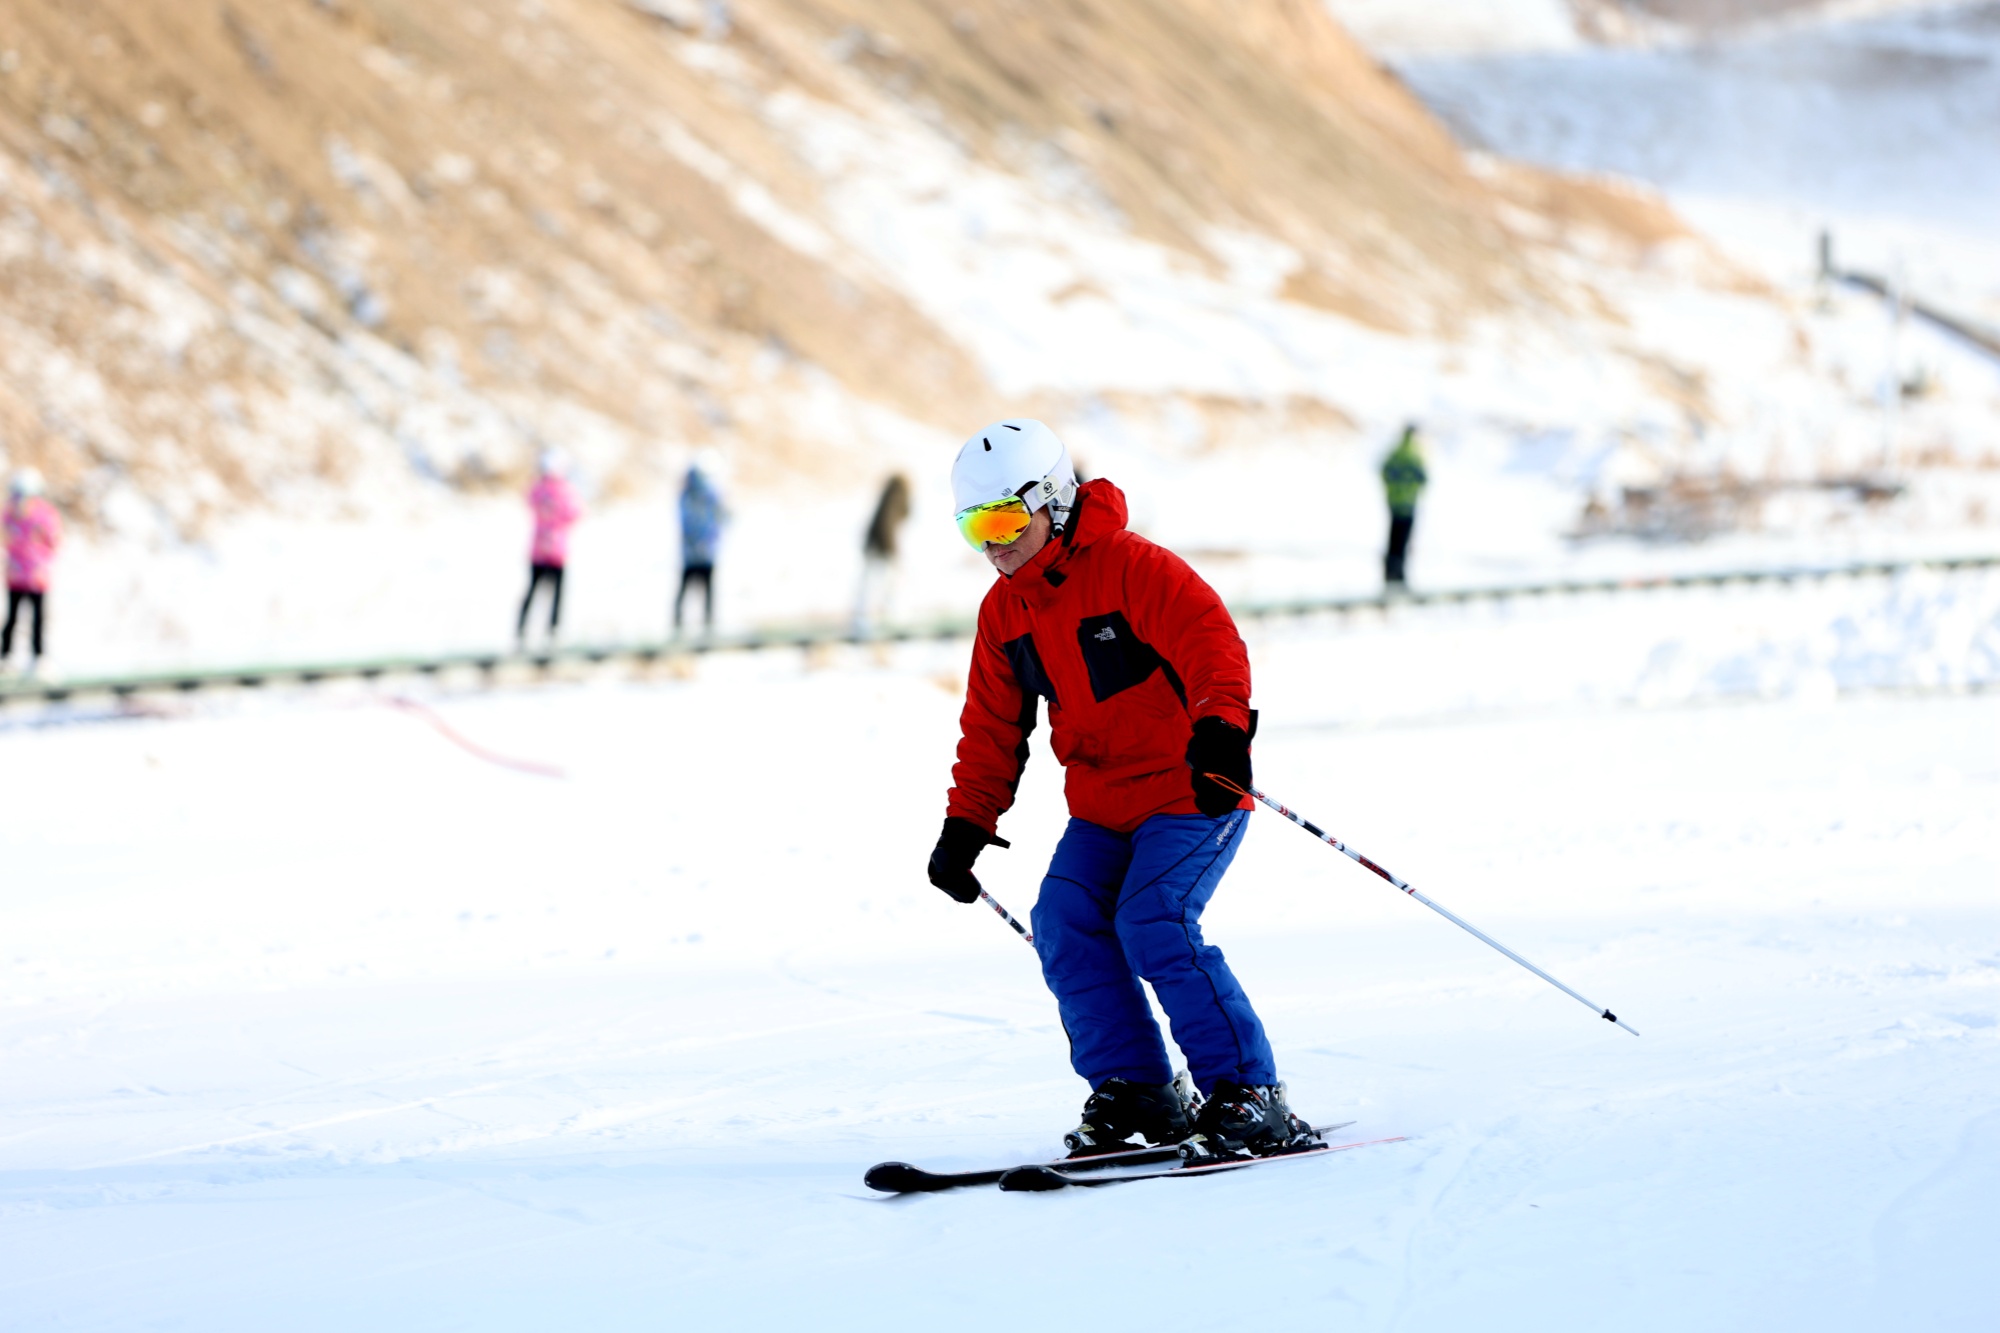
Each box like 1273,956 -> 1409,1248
956,496 -> 1033,549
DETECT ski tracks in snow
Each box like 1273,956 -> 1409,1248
1,641 -> 1996,1328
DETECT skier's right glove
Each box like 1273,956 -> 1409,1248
1187,712 -> 1255,818
928,816 -> 1007,904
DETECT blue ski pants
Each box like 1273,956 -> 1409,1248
1030,811 -> 1277,1096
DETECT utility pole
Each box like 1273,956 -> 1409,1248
1880,259 -> 1906,473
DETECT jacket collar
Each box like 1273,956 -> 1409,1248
1000,478 -> 1126,609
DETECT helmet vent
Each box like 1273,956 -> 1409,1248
1002,423 -> 1021,431
982,437 -> 991,451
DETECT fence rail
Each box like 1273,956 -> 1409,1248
4,552 -> 1997,708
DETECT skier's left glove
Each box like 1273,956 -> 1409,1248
928,817 -> 1008,904
1187,713 -> 1255,818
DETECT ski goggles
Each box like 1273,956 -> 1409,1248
955,496 -> 1035,550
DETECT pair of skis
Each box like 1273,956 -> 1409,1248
866,1122 -> 1404,1193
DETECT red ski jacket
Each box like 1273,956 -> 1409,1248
946,479 -> 1253,836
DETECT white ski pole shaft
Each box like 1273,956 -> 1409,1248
1218,778 -> 1638,1036
980,889 -> 1034,945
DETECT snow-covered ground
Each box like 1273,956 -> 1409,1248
3,579 -> 1996,1329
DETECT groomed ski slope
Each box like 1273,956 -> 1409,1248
1,579 -> 1997,1331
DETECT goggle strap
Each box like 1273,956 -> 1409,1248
1011,467 -> 1071,523
1021,470 -> 1063,506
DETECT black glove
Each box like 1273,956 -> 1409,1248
1186,713 -> 1255,818
928,816 -> 1007,904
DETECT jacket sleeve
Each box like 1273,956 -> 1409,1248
945,605 -> 1037,835
1123,541 -> 1253,731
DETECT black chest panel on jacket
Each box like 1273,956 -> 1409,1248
1075,611 -> 1185,706
1003,632 -> 1059,707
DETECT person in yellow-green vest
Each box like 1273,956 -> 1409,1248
1380,423 -> 1427,589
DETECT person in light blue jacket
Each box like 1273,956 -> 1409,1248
676,457 -> 726,634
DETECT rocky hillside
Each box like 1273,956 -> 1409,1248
0,0 -> 1680,537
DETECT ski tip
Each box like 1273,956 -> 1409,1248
997,1164 -> 1072,1193
864,1162 -> 939,1193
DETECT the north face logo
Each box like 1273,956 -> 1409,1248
1094,625 -> 1117,641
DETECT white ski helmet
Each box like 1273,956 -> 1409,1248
950,419 -> 1078,532
10,468 -> 43,499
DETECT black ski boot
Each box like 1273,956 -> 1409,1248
1178,1080 -> 1313,1164
1063,1070 -> 1199,1157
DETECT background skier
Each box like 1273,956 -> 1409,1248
2,469 -> 61,677
1380,422 -> 1427,589
675,455 -> 725,635
927,418 -> 1309,1163
517,450 -> 580,650
854,472 -> 910,636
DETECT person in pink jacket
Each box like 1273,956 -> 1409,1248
3,469 -> 61,674
517,451 -> 580,649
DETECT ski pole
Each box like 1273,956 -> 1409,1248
980,889 -> 1034,945
1207,775 -> 1638,1036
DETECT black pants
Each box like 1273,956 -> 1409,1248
675,564 -> 714,631
2,588 -> 44,659
1384,511 -> 1415,586
517,563 -> 564,638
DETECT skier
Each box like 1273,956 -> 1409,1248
517,450 -> 579,650
1380,422 -> 1427,590
927,419 -> 1310,1163
675,455 -> 724,635
2,469 -> 61,677
854,472 -> 910,636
